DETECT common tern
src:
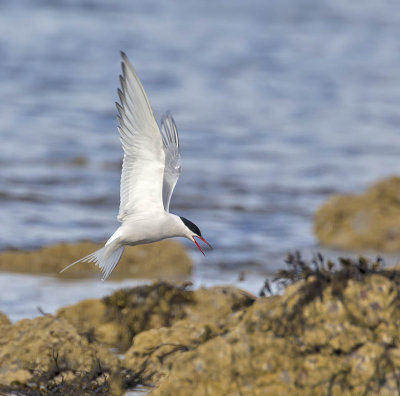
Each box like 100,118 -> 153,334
61,52 -> 211,280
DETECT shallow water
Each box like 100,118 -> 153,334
1,0 -> 400,318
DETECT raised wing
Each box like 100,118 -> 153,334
161,113 -> 181,212
117,52 -> 165,221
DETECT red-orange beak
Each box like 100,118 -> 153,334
192,236 -> 212,255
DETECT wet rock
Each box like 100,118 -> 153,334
123,286 -> 255,386
314,176 -> 400,251
0,240 -> 192,279
0,311 -> 10,326
123,320 -> 219,386
57,282 -> 255,354
58,282 -> 195,352
0,315 -> 121,395
184,285 -> 255,324
5,254 -> 399,394
142,257 -> 400,395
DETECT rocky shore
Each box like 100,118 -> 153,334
1,252 -> 399,395
314,176 -> 400,252
0,240 -> 192,280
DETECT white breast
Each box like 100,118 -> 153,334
118,212 -> 184,246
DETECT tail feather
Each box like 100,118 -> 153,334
102,246 -> 125,280
60,244 -> 125,281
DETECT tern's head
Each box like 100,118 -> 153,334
179,216 -> 212,255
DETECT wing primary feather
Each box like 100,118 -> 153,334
115,102 -> 124,118
117,88 -> 125,104
119,74 -> 125,87
116,97 -> 139,137
160,112 -> 181,212
116,52 -> 166,221
173,118 -> 179,148
116,109 -> 136,140
120,52 -> 154,115
161,113 -> 180,148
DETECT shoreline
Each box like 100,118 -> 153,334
1,254 -> 399,394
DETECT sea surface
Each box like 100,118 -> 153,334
1,0 -> 400,320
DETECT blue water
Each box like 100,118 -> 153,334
1,0 -> 400,318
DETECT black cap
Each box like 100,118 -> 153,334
180,216 -> 201,236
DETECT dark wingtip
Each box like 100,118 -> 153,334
121,62 -> 127,77
117,88 -> 125,103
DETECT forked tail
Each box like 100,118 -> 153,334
60,242 -> 125,281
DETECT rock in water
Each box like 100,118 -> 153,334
133,259 -> 400,395
0,315 -> 121,394
314,176 -> 400,251
0,240 -> 192,279
57,282 -> 255,353
0,311 -> 10,326
3,258 -> 400,394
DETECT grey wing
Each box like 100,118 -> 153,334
160,113 -> 181,212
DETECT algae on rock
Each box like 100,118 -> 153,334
58,282 -> 194,352
4,255 -> 400,395
0,240 -> 192,279
314,176 -> 400,251
123,285 -> 255,386
0,311 -> 10,326
0,315 -> 122,395
147,256 -> 400,395
57,282 -> 255,354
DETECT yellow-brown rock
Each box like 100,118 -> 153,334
142,261 -> 400,395
314,176 -> 400,251
3,256 -> 400,395
0,315 -> 121,394
57,282 -> 255,353
0,239 -> 192,279
122,285 -> 255,386
124,320 -> 219,385
57,282 -> 194,352
0,311 -> 10,326
184,285 -> 255,324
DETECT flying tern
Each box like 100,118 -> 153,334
61,52 -> 211,280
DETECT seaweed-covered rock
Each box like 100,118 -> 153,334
185,286 -> 255,324
123,320 -> 219,386
0,240 -> 192,279
58,282 -> 195,352
0,315 -> 121,395
148,256 -> 400,395
123,286 -> 255,386
57,282 -> 255,353
0,311 -> 10,326
314,176 -> 400,251
4,255 -> 400,395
